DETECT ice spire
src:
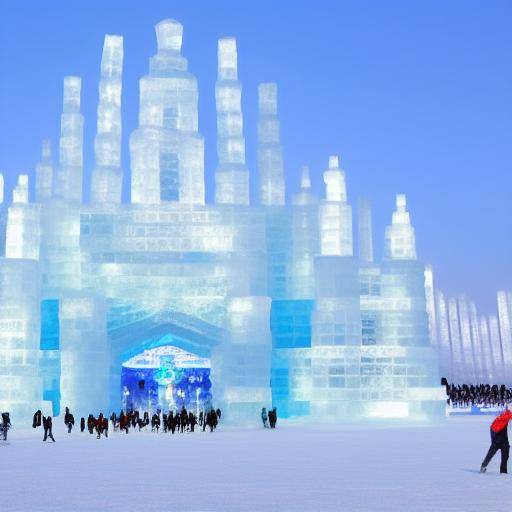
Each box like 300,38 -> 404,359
54,76 -> 84,203
424,265 -> 437,346
357,198 -> 374,263
130,19 -> 205,205
91,35 -> 124,204
258,82 -> 285,206
293,166 -> 317,205
214,37 -> 250,205
497,291 -> 512,379
319,155 -> 352,256
384,194 -> 417,260
35,139 -> 53,202
13,174 -> 29,204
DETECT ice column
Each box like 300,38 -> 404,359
458,295 -> 476,382
258,82 -> 285,206
214,38 -> 250,205
35,140 -> 53,202
489,315 -> 504,383
6,175 -> 41,260
469,302 -> 484,382
131,19 -> 205,204
310,155 -> 361,416
211,297 -> 272,423
497,291 -> 512,382
291,166 -> 319,298
436,291 -> 452,380
479,316 -> 495,382
358,198 -> 374,263
384,194 -> 417,260
447,298 -> 464,382
91,35 -> 124,204
424,265 -> 437,347
59,294 -> 110,415
319,156 -> 352,256
54,77 -> 84,204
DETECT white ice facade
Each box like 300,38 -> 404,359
0,19 -> 446,421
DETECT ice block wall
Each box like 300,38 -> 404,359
6,175 -> 41,261
131,19 -> 205,205
214,38 -> 250,205
0,258 -> 45,418
258,83 -> 285,206
35,140 -> 53,202
91,35 -> 124,204
211,296 -> 272,423
54,77 -> 84,204
59,295 -> 110,416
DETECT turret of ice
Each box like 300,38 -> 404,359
35,140 -> 53,202
319,155 -> 352,256
54,77 -> 84,204
258,82 -> 285,206
91,35 -> 124,204
130,19 -> 205,205
384,194 -> 417,260
214,37 -> 250,205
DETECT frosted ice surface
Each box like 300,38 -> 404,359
35,140 -> 53,202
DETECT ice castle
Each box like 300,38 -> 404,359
0,19 -> 445,421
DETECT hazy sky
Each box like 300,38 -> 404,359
0,0 -> 510,312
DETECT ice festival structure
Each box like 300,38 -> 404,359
0,19 -> 446,422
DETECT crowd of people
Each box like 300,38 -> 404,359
443,380 -> 512,408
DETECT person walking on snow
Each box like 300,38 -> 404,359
481,408 -> 512,473
261,408 -> 269,428
43,415 -> 56,442
64,407 -> 74,433
1,412 -> 11,441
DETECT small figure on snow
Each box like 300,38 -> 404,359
64,407 -> 75,433
480,408 -> 512,474
1,412 -> 11,441
261,408 -> 269,428
43,415 -> 56,442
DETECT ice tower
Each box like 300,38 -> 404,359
131,19 -> 205,204
258,83 -> 285,206
91,35 -> 124,204
54,77 -> 84,204
214,38 -> 250,205
35,140 -> 53,203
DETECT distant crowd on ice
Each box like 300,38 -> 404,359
1,405 -> 278,442
443,379 -> 512,408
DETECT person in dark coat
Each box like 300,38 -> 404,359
80,417 -> 85,432
188,412 -> 197,432
87,414 -> 95,435
198,411 -> 204,427
216,408 -> 222,421
1,412 -> 11,441
180,407 -> 188,433
481,409 -> 512,473
43,416 -> 55,442
261,408 -> 269,428
64,407 -> 74,433
32,410 -> 42,429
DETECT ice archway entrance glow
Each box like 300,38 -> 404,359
121,344 -> 212,413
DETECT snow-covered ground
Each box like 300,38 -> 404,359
1,416 -> 511,512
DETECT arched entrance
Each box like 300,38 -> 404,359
108,307 -> 225,412
121,343 -> 212,413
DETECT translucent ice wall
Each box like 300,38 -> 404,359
319,156 -> 352,256
489,315 -> 504,382
436,291 -> 452,379
457,295 -> 476,382
91,35 -> 124,204
131,19 -> 205,205
60,295 -> 110,416
35,140 -> 53,202
469,301 -> 484,382
358,197 -> 374,263
54,76 -> 84,204
384,194 -> 416,260
258,82 -> 285,206
211,297 -> 272,423
214,38 -> 250,205
0,259 -> 45,418
6,175 -> 41,260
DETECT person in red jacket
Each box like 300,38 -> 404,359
480,408 -> 512,473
